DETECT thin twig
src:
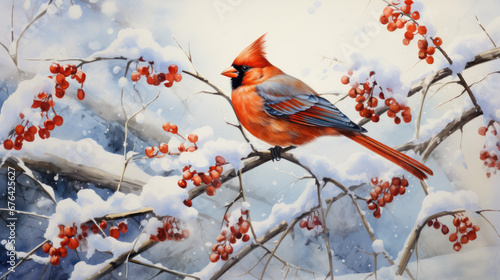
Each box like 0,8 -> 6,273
0,208 -> 49,219
117,90 -> 162,192
129,259 -> 200,279
317,181 -> 334,280
475,15 -> 496,48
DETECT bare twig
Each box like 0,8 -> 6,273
129,259 -> 200,279
317,182 -> 334,280
126,224 -> 150,279
475,15 -> 496,48
117,90 -> 162,192
0,208 -> 49,219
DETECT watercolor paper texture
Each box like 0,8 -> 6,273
0,0 -> 499,279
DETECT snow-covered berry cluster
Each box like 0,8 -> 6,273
210,209 -> 251,263
366,176 -> 409,218
379,0 -> 443,64
130,59 -> 182,88
478,122 -> 500,178
341,71 -> 411,125
3,63 -> 86,151
149,216 -> 190,242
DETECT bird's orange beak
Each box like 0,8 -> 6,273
221,66 -> 238,78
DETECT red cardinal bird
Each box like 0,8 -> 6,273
221,35 -> 433,180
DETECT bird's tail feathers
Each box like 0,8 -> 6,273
341,132 -> 433,181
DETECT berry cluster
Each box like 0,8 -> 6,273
210,210 -> 251,263
340,71 -> 411,124
144,122 -> 228,200
149,216 -> 189,242
43,220 -> 128,266
427,214 -> 480,252
478,123 -> 500,178
130,61 -> 182,88
145,122 -> 199,158
379,1 -> 443,64
42,224 -> 80,266
3,64 -> 86,151
178,155 -> 226,197
366,176 -> 409,218
298,210 -> 323,233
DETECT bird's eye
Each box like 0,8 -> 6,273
242,65 -> 250,72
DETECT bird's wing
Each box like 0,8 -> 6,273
255,74 -> 366,132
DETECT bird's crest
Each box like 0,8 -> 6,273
233,34 -> 271,68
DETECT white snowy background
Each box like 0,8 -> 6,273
0,0 -> 499,279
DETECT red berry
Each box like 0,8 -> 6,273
169,124 -> 178,134
77,89 -> 85,100
44,119 -> 55,131
50,63 -> 60,74
341,75 -> 350,85
145,147 -> 156,158
406,22 -> 416,33
42,243 -> 52,253
433,37 -> 443,46
183,199 -> 192,207
100,220 -> 107,230
75,71 -> 86,83
396,19 -> 407,29
68,237 -> 79,250
131,71 -> 141,82
418,26 -> 427,35
433,220 -> 441,229
118,222 -> 128,233
411,11 -> 420,20
169,65 -> 179,74
158,143 -> 169,154
3,139 -> 14,150
380,15 -> 389,25
110,226 -> 120,239
91,224 -> 99,234
418,39 -> 429,50
59,247 -> 68,258
387,22 -> 397,32
467,230 -> 477,241
449,232 -> 458,242
138,66 -> 149,75
453,242 -> 461,251
426,56 -> 434,64
460,235 -> 469,244
206,186 -> 216,196
242,234 -> 250,242
216,156 -> 226,165
400,5 -> 411,13
240,221 -> 250,234
478,126 -> 488,136
56,74 -> 66,84
59,64 -> 70,76
472,225 -> 480,232
174,73 -> 182,82
187,134 -> 198,143
383,6 -> 394,17
210,253 -> 220,263
426,46 -> 436,55
50,256 -> 61,266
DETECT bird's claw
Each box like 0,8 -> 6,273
269,145 -> 283,162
